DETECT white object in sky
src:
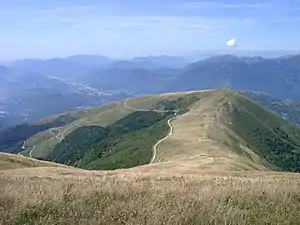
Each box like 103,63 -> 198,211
226,38 -> 236,47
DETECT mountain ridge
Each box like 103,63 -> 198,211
2,89 -> 300,173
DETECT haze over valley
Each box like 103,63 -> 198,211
3,53 -> 300,128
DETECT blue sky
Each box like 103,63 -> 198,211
1,0 -> 300,60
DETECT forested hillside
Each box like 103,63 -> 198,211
0,114 -> 76,153
49,111 -> 172,169
229,92 -> 300,172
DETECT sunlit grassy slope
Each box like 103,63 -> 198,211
21,101 -> 135,158
17,88 -> 300,173
21,91 -> 206,159
136,89 -> 300,174
0,152 -> 65,170
2,89 -> 300,224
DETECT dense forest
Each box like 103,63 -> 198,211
48,111 -> 172,169
230,93 -> 300,172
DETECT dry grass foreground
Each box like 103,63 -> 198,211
1,168 -> 300,225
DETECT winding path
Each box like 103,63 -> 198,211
29,146 -> 36,158
150,118 -> 173,164
61,126 -> 73,140
50,128 -> 63,141
124,98 -> 175,164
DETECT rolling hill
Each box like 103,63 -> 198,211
2,89 -> 300,173
3,89 -> 300,224
1,91 -> 202,160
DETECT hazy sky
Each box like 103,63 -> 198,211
1,0 -> 300,60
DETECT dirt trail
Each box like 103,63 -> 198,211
61,126 -> 74,139
150,119 -> 173,164
29,146 -> 36,158
50,128 -> 63,141
199,100 -> 224,164
124,99 -> 176,164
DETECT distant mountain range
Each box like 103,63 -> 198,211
0,55 -> 188,127
175,55 -> 300,99
3,53 -> 300,127
83,54 -> 300,100
7,55 -> 187,78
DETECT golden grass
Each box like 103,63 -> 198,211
154,89 -> 266,172
24,94 -> 189,158
0,153 -> 66,170
3,89 -> 300,224
1,167 -> 300,225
